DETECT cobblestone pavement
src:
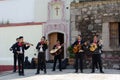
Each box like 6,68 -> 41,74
0,69 -> 120,80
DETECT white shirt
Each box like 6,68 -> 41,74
20,47 -> 23,54
39,45 -> 43,52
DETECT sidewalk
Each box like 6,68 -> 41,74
0,69 -> 120,80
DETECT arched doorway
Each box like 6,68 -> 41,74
48,32 -> 64,60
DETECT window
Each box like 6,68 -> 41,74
109,22 -> 120,48
119,23 -> 120,46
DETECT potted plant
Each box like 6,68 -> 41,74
67,46 -> 75,65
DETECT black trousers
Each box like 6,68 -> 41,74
75,53 -> 83,72
37,52 -> 46,73
92,54 -> 103,72
18,54 -> 24,74
53,54 -> 62,71
13,53 -> 18,72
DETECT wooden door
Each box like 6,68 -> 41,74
49,33 -> 57,60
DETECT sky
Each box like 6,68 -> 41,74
0,0 -> 73,23
0,0 -> 34,23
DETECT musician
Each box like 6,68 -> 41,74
52,40 -> 62,71
90,35 -> 104,73
36,36 -> 48,74
72,35 -> 84,73
16,36 -> 30,76
10,38 -> 19,72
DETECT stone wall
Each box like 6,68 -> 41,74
70,0 -> 120,69
102,51 -> 120,69
70,0 -> 120,42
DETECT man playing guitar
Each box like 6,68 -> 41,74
91,35 -> 104,73
52,40 -> 63,71
72,35 -> 84,73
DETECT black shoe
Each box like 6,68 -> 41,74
100,71 -> 104,73
44,71 -> 47,74
13,70 -> 16,72
75,71 -> 78,73
19,73 -> 21,76
91,71 -> 95,73
41,68 -> 43,71
35,72 -> 40,75
59,70 -> 62,71
52,70 -> 55,71
19,73 -> 23,76
21,73 -> 24,76
81,71 -> 83,73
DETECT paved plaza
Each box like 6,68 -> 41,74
0,69 -> 120,80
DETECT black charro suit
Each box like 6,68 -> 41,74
91,41 -> 104,73
52,44 -> 63,71
36,42 -> 48,74
72,40 -> 84,73
16,43 -> 30,75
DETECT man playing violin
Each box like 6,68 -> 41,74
52,40 -> 63,71
72,35 -> 84,73
16,36 -> 31,76
36,36 -> 48,74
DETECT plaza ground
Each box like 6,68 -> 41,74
0,69 -> 120,80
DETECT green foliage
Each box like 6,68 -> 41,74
67,46 -> 75,58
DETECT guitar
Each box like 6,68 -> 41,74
73,44 -> 83,54
50,43 -> 64,56
89,43 -> 97,52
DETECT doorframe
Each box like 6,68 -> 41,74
45,30 -> 67,60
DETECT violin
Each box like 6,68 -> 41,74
40,40 -> 49,45
22,42 -> 33,46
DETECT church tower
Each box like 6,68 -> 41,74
44,0 -> 69,60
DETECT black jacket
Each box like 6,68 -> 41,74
72,40 -> 84,50
10,42 -> 18,53
16,43 -> 30,54
36,42 -> 48,52
72,40 -> 84,46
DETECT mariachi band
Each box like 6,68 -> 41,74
10,35 -> 104,76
